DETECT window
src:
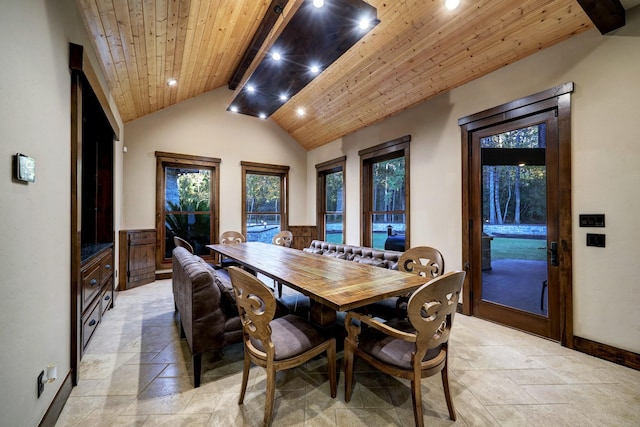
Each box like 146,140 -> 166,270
359,136 -> 410,250
316,157 -> 346,243
241,161 -> 289,243
155,152 -> 220,269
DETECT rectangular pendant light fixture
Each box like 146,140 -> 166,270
227,0 -> 379,119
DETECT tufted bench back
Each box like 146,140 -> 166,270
303,240 -> 402,270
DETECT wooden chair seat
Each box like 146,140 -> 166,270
357,318 -> 444,370
249,314 -> 329,360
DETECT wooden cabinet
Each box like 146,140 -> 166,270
119,229 -> 156,290
289,225 -> 317,250
80,245 -> 114,354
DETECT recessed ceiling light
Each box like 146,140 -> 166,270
246,85 -> 255,93
313,0 -> 324,8
167,78 -> 177,86
445,0 -> 460,10
272,52 -> 281,61
230,105 -> 238,113
297,108 -> 305,117
279,94 -> 288,101
310,65 -> 320,74
358,18 -> 371,30
258,113 -> 267,119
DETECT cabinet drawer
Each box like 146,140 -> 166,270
100,280 -> 113,316
81,263 -> 101,311
82,300 -> 101,350
100,251 -> 114,285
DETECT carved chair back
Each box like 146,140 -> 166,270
271,230 -> 293,248
398,246 -> 445,278
220,230 -> 246,245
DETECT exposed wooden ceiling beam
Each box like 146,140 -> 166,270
228,0 -> 290,90
576,0 -> 626,34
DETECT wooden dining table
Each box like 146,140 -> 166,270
207,241 -> 429,326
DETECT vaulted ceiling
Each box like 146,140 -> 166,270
75,0 -> 633,151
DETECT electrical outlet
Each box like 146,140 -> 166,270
37,370 -> 45,398
586,233 -> 606,248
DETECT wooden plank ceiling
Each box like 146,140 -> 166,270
76,0 -> 601,151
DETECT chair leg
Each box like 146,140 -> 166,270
441,364 -> 456,421
277,282 -> 283,298
343,344 -> 355,402
541,280 -> 548,310
327,340 -> 337,398
238,350 -> 250,404
411,378 -> 424,427
193,353 -> 201,388
264,365 -> 277,426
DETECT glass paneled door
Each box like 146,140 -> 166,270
470,111 -> 560,339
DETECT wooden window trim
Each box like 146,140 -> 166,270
241,161 -> 290,238
316,156 -> 346,241
155,152 -> 221,270
359,136 -> 411,248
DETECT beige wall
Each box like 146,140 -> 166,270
2,2 -> 636,424
123,88 -> 308,234
0,0 -> 124,425
307,9 -> 640,353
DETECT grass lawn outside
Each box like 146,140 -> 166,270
491,237 -> 547,261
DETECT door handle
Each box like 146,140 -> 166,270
549,241 -> 558,266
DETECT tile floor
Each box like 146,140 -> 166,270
56,279 -> 640,426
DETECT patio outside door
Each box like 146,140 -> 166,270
468,110 -> 560,340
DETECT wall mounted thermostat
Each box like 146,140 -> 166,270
14,153 -> 35,182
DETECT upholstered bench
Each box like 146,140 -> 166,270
302,240 -> 403,270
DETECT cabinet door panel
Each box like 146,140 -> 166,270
122,230 -> 156,289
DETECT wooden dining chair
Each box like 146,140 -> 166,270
270,230 -> 293,297
228,266 -> 337,426
344,270 -> 466,427
364,246 -> 445,320
271,230 -> 293,248
220,230 -> 246,245
394,246 -> 445,315
216,231 -> 246,269
173,235 -> 194,254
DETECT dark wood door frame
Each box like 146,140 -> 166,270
459,83 -> 574,348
